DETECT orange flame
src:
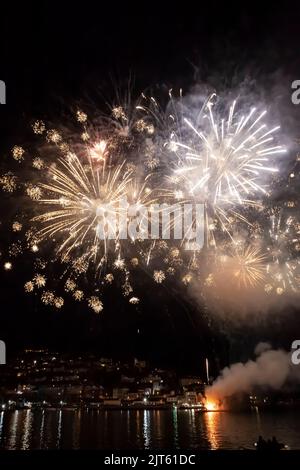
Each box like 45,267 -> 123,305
205,400 -> 218,411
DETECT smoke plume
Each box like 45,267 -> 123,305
206,342 -> 300,400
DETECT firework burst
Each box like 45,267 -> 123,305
1,105 -> 163,311
32,153 -> 133,268
168,94 -> 286,245
265,210 -> 300,294
219,246 -> 266,288
1,88 -> 297,315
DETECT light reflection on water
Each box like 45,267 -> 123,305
204,409 -> 220,450
0,411 -> 4,445
8,410 -> 19,450
40,410 -> 45,449
21,409 -> 33,450
172,408 -> 179,448
0,409 -> 299,450
143,410 -> 150,449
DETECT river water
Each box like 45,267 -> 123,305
0,408 -> 299,450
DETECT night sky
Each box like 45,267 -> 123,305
0,1 -> 300,371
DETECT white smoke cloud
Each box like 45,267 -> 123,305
206,343 -> 300,400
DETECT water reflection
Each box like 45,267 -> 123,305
21,410 -> 33,449
135,410 -> 141,447
72,410 -> 81,449
172,408 -> 178,448
8,410 -> 19,449
188,409 -> 196,445
153,410 -> 162,444
203,412 -> 220,450
56,410 -> 62,449
0,411 -> 4,444
0,409 -> 299,450
126,410 -> 130,441
40,410 -> 45,449
143,410 -> 150,448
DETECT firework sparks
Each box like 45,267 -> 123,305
265,211 -> 300,294
41,290 -> 55,305
26,184 -> 42,200
112,106 -> 127,121
122,281 -> 133,296
217,245 -> 266,288
30,151 -> 135,275
169,96 -> 286,245
4,262 -> 12,271
108,93 -> 153,138
12,221 -> 22,232
114,258 -> 126,270
153,270 -> 166,283
73,290 -> 84,301
9,242 -> 22,257
34,274 -> 46,288
81,131 -> 90,141
105,273 -> 114,284
266,260 -> 299,294
0,173 -> 17,192
89,140 -> 108,162
88,296 -> 103,313
182,273 -> 193,285
46,129 -> 62,144
24,281 -> 34,293
32,120 -> 45,135
54,296 -> 64,308
12,146 -> 25,162
76,110 -> 87,123
7,112 -> 158,309
171,98 -> 285,203
32,157 -> 44,170
1,90 -> 297,313
65,278 -> 76,292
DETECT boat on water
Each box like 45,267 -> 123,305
253,436 -> 289,450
